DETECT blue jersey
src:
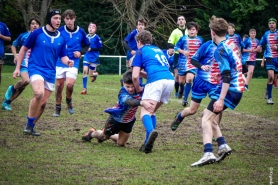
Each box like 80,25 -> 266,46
24,27 -> 67,83
191,40 -> 220,84
0,22 -> 11,58
214,39 -> 244,93
104,86 -> 141,123
242,37 -> 260,63
13,32 -> 31,68
124,29 -> 138,51
175,35 -> 203,72
162,49 -> 174,67
56,26 -> 89,68
83,34 -> 102,64
259,30 -> 278,58
226,34 -> 243,50
132,45 -> 174,84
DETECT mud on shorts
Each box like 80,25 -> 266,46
103,115 -> 136,136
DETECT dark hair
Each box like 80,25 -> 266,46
135,30 -> 152,45
177,15 -> 186,21
122,70 -> 133,84
137,18 -> 147,27
62,9 -> 76,19
228,23 -> 235,28
187,21 -> 201,31
28,18 -> 41,27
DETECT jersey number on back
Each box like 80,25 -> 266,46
155,54 -> 170,68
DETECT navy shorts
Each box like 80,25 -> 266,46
191,76 -> 219,103
247,61 -> 256,66
210,89 -> 242,110
103,115 -> 135,136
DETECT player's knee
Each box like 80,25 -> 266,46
33,92 -> 44,101
189,108 -> 197,115
66,83 -> 74,90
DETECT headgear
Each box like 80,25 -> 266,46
46,9 -> 61,29
268,18 -> 277,24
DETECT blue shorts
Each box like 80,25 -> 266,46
210,89 -> 242,110
178,69 -> 197,76
265,58 -> 278,72
191,76 -> 219,103
247,61 -> 256,66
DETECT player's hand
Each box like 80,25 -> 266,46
13,69 -> 20,79
261,62 -> 264,68
131,50 -> 136,55
270,45 -> 278,51
141,101 -> 155,113
74,51 -> 81,58
13,56 -> 18,64
201,65 -> 211,72
68,60 -> 74,67
182,50 -> 190,56
213,99 -> 224,112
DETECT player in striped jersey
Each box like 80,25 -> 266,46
242,29 -> 261,90
2,18 -> 41,111
175,22 -> 203,106
190,15 -> 244,167
257,18 -> 278,104
82,70 -> 143,147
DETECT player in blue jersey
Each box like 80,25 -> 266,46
12,9 -> 74,136
2,18 -> 41,111
0,21 -> 11,84
190,15 -> 244,167
175,22 -> 203,106
80,22 -> 103,94
257,18 -> 278,104
170,40 -> 224,131
82,70 -> 144,146
121,18 -> 146,86
132,30 -> 175,153
53,10 -> 90,117
168,15 -> 188,98
242,29 -> 261,90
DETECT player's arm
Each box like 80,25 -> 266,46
13,46 -> 28,78
0,33 -> 11,42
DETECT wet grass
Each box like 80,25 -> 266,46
0,66 -> 277,184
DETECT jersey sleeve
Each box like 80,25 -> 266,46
124,30 -> 136,42
1,23 -> 11,36
59,38 -> 68,58
132,50 -> 142,68
259,33 -> 267,46
81,28 -> 90,46
174,36 -> 184,52
12,33 -> 24,47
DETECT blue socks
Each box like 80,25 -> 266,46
151,115 -> 156,129
5,100 -> 11,104
27,116 -> 36,128
11,85 -> 16,93
177,112 -> 184,122
83,77 -> 88,89
216,136 -> 226,147
204,143 -> 213,153
183,83 -> 192,100
142,115 -> 154,144
267,84 -> 272,99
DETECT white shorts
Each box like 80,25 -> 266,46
56,67 -> 78,80
30,74 -> 55,92
142,79 -> 175,104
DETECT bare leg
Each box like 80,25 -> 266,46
55,78 -> 65,105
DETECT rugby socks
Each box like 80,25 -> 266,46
27,116 -> 36,128
183,83 -> 192,100
177,112 -> 184,122
151,115 -> 156,129
204,143 -> 213,153
216,136 -> 226,149
82,77 -> 88,89
245,84 -> 248,89
4,99 -> 11,104
66,97 -> 72,104
175,81 -> 179,93
11,85 -> 16,94
267,84 -> 272,99
56,104 -> 61,111
179,83 -> 184,95
142,114 -> 154,145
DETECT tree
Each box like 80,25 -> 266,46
7,0 -> 52,30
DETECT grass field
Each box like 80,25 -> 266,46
0,65 -> 277,185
